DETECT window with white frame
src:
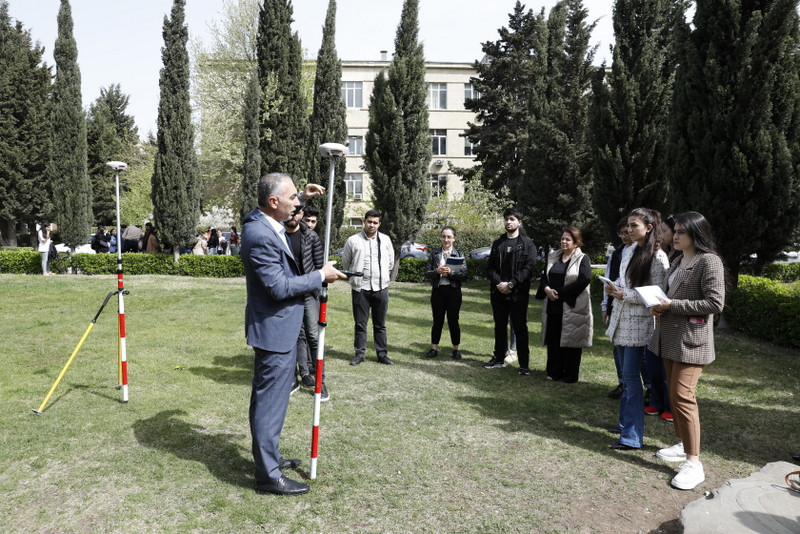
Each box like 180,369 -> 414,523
430,129 -> 447,156
428,83 -> 447,110
464,133 -> 477,156
347,218 -> 363,228
464,83 -> 481,104
348,136 -> 363,156
428,174 -> 447,197
341,81 -> 363,108
345,173 -> 363,200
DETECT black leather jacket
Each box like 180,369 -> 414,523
486,233 -> 537,296
424,247 -> 468,288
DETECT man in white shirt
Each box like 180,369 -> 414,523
341,209 -> 395,366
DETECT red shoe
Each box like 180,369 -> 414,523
660,411 -> 674,422
644,406 -> 660,416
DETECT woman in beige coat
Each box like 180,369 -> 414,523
536,226 -> 592,382
649,211 -> 726,490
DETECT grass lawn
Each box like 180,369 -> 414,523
1,274 -> 797,533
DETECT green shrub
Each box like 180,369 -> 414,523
724,275 -> 800,348
0,250 -> 42,274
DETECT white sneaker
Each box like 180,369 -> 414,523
504,349 -> 517,364
656,442 -> 686,462
671,460 -> 705,490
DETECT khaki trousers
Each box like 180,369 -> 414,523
663,359 -> 704,456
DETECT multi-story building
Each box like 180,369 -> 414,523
340,53 -> 479,227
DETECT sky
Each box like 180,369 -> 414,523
6,0 -> 615,137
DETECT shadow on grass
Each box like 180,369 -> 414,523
187,352 -> 252,385
133,409 -> 252,489
400,354 -> 798,470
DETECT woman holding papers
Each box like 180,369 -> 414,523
605,208 -> 669,450
424,226 -> 468,360
648,211 -> 726,490
536,226 -> 593,382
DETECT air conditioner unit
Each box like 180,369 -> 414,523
434,159 -> 444,166
352,193 -> 363,200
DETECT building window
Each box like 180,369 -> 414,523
347,218 -> 363,228
464,83 -> 481,103
428,174 -> 447,197
345,173 -> 363,200
341,81 -> 363,108
430,129 -> 447,156
464,133 -> 477,156
348,136 -> 363,156
428,83 -> 447,110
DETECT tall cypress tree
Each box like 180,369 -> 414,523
256,0 -> 309,179
240,68 -> 261,221
589,0 -> 683,238
464,3 -> 546,196
518,0 -> 599,251
0,2 -> 52,246
666,0 -> 800,284
307,0 -> 347,244
151,0 -> 201,261
48,0 -> 91,251
365,0 -> 431,274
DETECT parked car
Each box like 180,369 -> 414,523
400,241 -> 428,260
468,246 -> 491,260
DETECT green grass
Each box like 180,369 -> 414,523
1,274 -> 797,533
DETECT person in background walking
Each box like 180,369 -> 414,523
424,226 -> 468,360
37,223 -> 53,275
649,211 -> 726,490
536,226 -> 593,383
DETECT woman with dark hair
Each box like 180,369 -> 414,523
536,226 -> 593,382
605,208 -> 669,450
229,226 -> 240,256
660,215 -> 681,264
424,226 -> 468,360
207,228 -> 219,255
649,211 -> 726,490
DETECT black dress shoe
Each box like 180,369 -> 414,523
377,355 -> 394,365
610,441 -> 641,451
607,384 -> 624,399
793,453 -> 800,462
350,354 -> 365,366
256,475 -> 310,496
451,349 -> 462,360
279,458 -> 301,470
424,349 -> 438,359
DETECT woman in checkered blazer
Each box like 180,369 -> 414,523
648,211 -> 726,490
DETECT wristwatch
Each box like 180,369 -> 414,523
508,281 -> 515,290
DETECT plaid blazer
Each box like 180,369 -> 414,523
648,252 -> 726,365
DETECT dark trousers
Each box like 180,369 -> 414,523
351,288 -> 388,358
491,290 -> 530,368
430,285 -> 462,346
544,311 -> 582,382
250,346 -> 296,483
296,293 -> 321,378
644,348 -> 670,413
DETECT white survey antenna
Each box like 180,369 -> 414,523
318,143 -> 348,158
106,161 -> 128,171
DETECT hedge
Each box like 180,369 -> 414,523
724,275 -> 800,348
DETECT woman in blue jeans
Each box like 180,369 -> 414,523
604,208 -> 669,450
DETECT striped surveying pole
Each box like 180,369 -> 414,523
108,161 -> 129,403
310,143 -> 348,479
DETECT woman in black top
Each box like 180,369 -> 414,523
536,226 -> 593,382
423,226 -> 468,360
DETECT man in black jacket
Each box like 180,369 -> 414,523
92,226 -> 111,253
284,206 -> 328,400
485,207 -> 537,374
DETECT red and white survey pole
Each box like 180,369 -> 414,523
107,161 -> 129,403
310,142 -> 347,479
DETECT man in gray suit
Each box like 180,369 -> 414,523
240,173 -> 345,496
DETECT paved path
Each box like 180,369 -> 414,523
681,461 -> 800,533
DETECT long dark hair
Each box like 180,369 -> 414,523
626,208 -> 663,287
672,211 -> 719,255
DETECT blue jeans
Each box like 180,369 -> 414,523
644,349 -> 670,413
618,345 -> 646,447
